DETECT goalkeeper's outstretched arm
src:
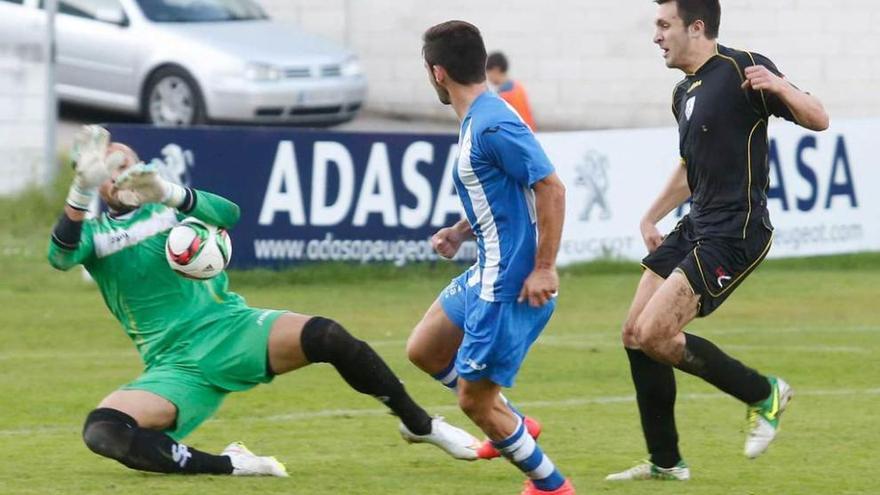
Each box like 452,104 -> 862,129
48,200 -> 96,271
182,189 -> 241,229
112,161 -> 241,229
48,125 -> 110,271
47,189 -> 240,271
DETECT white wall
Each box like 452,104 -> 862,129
0,40 -> 48,196
260,0 -> 880,129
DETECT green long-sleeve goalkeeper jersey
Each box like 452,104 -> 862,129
48,191 -> 246,365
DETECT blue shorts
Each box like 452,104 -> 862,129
439,269 -> 555,387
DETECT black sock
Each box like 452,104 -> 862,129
301,317 -> 433,435
626,348 -> 681,468
83,408 -> 233,474
675,333 -> 771,404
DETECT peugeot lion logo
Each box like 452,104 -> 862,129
574,150 -> 611,222
155,143 -> 195,186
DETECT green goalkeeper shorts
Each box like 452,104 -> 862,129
121,307 -> 285,440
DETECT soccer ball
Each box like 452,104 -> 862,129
165,217 -> 232,279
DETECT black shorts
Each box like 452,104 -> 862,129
641,216 -> 773,317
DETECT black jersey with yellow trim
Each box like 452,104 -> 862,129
671,44 -> 797,240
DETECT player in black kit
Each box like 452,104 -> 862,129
606,0 -> 829,482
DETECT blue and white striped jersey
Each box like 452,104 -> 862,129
453,91 -> 555,302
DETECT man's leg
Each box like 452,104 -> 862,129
636,272 -> 771,404
458,379 -> 570,493
268,312 -> 479,460
83,390 -> 233,474
269,312 -> 431,434
407,298 -> 542,459
619,270 -> 684,471
406,298 -> 464,393
636,272 -> 790,458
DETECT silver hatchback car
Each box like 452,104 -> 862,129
0,0 -> 367,126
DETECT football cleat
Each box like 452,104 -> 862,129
605,459 -> 690,481
520,478 -> 576,494
745,376 -> 793,459
222,442 -> 289,477
399,417 -> 481,461
477,416 -> 543,460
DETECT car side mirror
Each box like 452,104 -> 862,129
94,8 -> 128,27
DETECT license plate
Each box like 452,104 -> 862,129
298,89 -> 341,106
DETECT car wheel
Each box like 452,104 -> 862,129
143,67 -> 206,126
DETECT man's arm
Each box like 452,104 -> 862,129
48,206 -> 95,271
431,218 -> 473,259
519,172 -> 565,307
113,161 -> 241,228
48,125 -> 110,271
771,79 -> 829,131
532,173 -> 565,271
742,65 -> 830,131
640,162 -> 690,253
180,189 -> 241,229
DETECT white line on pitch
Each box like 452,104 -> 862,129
3,387 -> 877,437
0,331 -> 874,361
239,387 -> 880,424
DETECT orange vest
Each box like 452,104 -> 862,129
498,80 -> 536,131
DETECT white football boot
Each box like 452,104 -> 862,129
605,460 -> 691,481
399,417 -> 480,461
745,376 -> 794,459
222,442 -> 289,477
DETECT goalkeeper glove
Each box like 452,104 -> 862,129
66,125 -> 110,211
113,160 -> 187,209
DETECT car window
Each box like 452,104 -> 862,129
1,0 -> 26,5
39,0 -> 122,20
136,0 -> 266,23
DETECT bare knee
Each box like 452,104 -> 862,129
621,318 -> 640,348
405,331 -> 431,370
634,318 -> 677,363
634,317 -> 660,353
406,324 -> 454,374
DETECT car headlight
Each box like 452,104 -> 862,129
340,56 -> 362,77
244,62 -> 283,81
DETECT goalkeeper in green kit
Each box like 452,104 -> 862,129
48,126 -> 480,477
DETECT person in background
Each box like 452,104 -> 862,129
486,51 -> 537,131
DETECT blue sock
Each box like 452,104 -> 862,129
431,361 -> 527,416
492,416 -> 565,491
431,360 -> 459,394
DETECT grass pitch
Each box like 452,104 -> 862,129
0,186 -> 877,494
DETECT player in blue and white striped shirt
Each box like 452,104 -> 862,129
403,21 -> 574,495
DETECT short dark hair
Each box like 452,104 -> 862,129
486,52 -> 509,73
422,20 -> 487,85
656,0 -> 721,39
